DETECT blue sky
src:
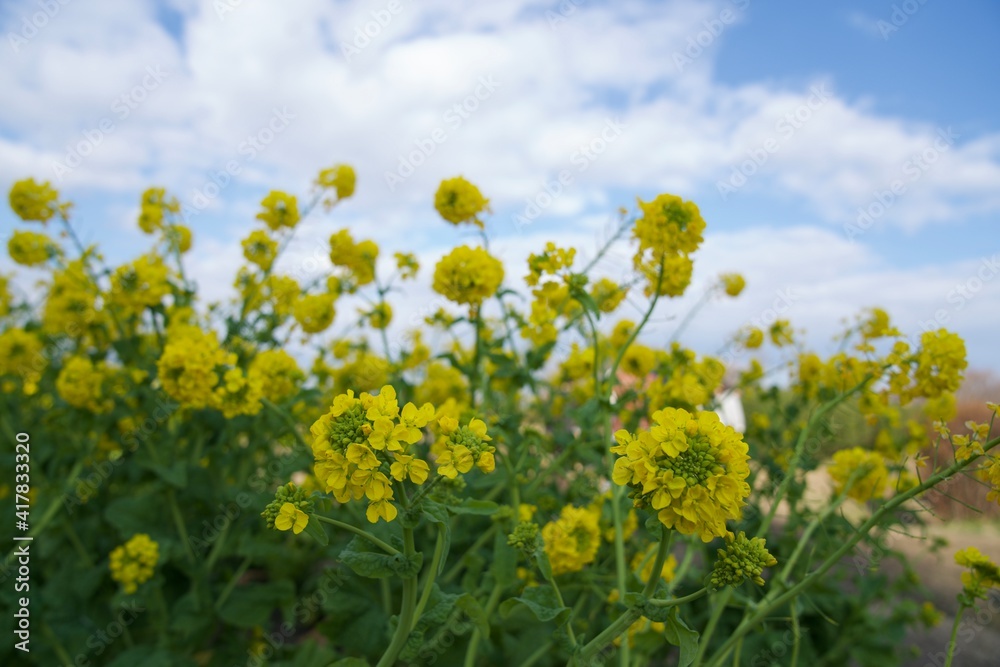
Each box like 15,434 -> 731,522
1,0 -> 998,374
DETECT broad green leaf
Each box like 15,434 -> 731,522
217,580 -> 295,628
339,535 -> 423,579
499,585 -> 570,624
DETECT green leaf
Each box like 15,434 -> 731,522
303,515 -> 328,546
450,499 -> 499,515
287,639 -> 339,667
456,593 -> 490,638
339,535 -> 423,579
217,580 -> 295,628
663,607 -> 700,667
490,529 -> 519,588
499,585 -> 570,624
534,547 -> 555,583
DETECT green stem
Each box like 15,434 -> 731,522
314,515 -> 400,555
413,524 -> 448,628
705,436 -> 1000,666
520,640 -> 556,667
574,526 -> 671,665
442,524 -> 497,585
465,581 -> 505,667
376,528 -> 419,667
215,555 -> 252,611
167,489 -> 197,565
944,604 -> 967,667
645,587 -> 708,607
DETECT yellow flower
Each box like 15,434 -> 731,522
56,356 -> 114,414
434,176 -> 490,228
109,254 -> 172,316
911,329 -> 967,399
293,293 -> 336,334
433,245 -> 504,306
109,534 -> 159,594
256,190 -> 300,230
590,277 -> 628,313
981,457 -> 1000,506
366,498 -> 398,523
316,164 -> 356,202
828,447 -> 888,502
166,224 -> 192,253
275,502 -> 308,534
743,327 -> 764,349
0,328 -> 45,393
394,252 -> 420,280
242,230 -> 279,271
542,505 -> 601,575
437,444 -> 474,479
329,229 -> 378,287
612,408 -> 751,542
720,273 -> 745,297
954,546 -> 1000,595
249,350 -> 303,403
9,177 -> 68,223
156,327 -> 231,409
390,454 -> 430,484
8,230 -> 59,266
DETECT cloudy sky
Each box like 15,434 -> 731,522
2,0 -> 999,374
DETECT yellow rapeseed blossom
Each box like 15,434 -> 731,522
8,230 -> 59,266
910,329 -> 967,399
541,504 -> 601,575
394,252 -> 420,280
720,273 -> 746,297
213,367 -> 264,418
110,254 -> 172,316
436,417 -> 495,477
612,408 -> 751,542
293,293 -> 336,334
981,457 -> 1000,506
743,327 -> 764,349
249,349 -> 303,403
109,534 -> 159,594
590,277 -> 628,313
0,275 -> 10,317
256,190 -> 300,231
433,245 -> 504,306
166,224 -> 192,253
634,193 -> 705,257
434,176 -> 490,228
0,328 -> 44,393
56,356 -> 114,413
828,447 -> 888,502
275,502 -> 309,534
242,230 -> 279,271
316,164 -> 356,202
137,187 -> 179,234
9,177 -> 68,223
310,386 -> 443,523
954,547 -> 1000,597
157,327 -> 233,410
329,229 -> 378,287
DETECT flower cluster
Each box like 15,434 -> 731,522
432,245 -> 504,307
8,230 -> 59,266
329,229 -> 378,288
109,534 -> 160,594
8,177 -> 69,223
434,176 -> 490,228
828,447 -> 888,502
710,531 -> 778,588
256,191 -> 300,231
309,386 -> 485,523
316,164 -> 357,205
541,504 -> 601,575
612,408 -> 751,542
56,356 -> 115,413
954,547 -> 1000,599
262,483 -> 313,534
631,194 -> 705,298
